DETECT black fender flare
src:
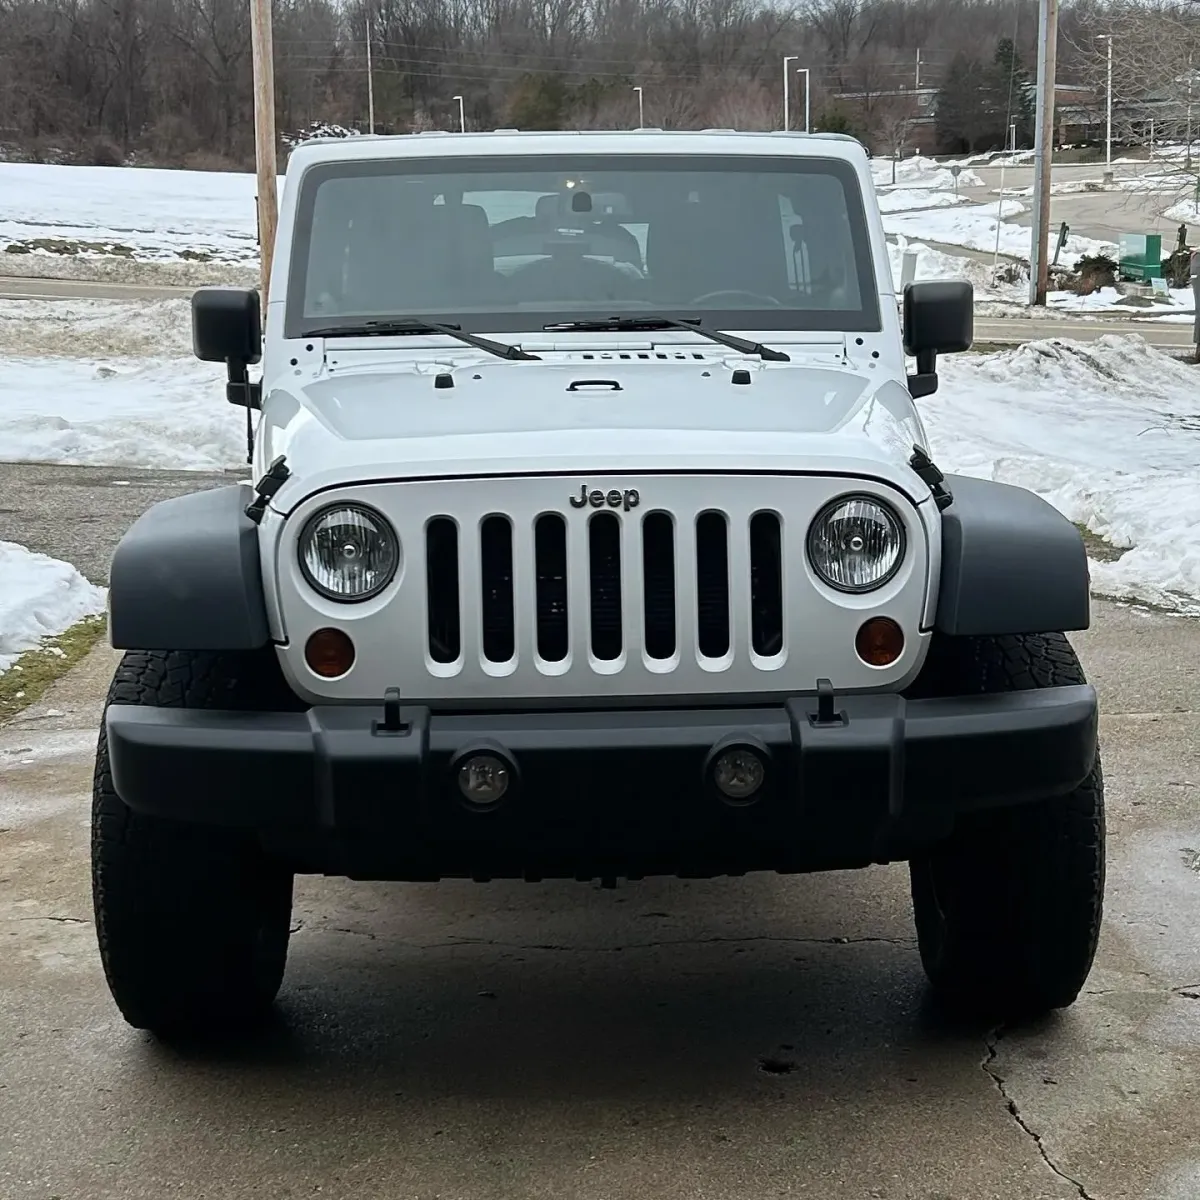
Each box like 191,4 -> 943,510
108,484 -> 270,650
935,475 -> 1090,636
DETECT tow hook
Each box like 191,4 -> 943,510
808,678 -> 848,728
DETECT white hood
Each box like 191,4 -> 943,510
259,355 -> 930,513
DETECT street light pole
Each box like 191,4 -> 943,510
633,85 -> 644,129
1098,34 -> 1113,170
365,1 -> 374,133
249,0 -> 278,305
797,67 -> 811,132
783,55 -> 798,131
452,94 -> 465,132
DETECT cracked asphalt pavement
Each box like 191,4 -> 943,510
1,472 -> 1199,1199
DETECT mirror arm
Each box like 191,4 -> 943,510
225,359 -> 262,466
907,347 -> 939,399
225,359 -> 261,410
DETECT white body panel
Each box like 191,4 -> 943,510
252,130 -> 943,708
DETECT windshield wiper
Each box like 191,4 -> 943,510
542,317 -> 790,362
302,317 -> 540,361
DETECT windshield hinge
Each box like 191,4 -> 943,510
909,445 -> 954,511
245,455 -> 291,525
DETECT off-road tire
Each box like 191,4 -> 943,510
92,648 -> 302,1038
907,632 -> 1105,1021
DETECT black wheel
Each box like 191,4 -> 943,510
906,633 -> 1105,1021
92,648 -> 302,1038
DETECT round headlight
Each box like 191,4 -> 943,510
299,504 -> 399,601
807,495 -> 905,593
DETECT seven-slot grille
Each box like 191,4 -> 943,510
424,508 -> 785,672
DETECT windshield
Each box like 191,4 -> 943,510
284,153 -> 881,338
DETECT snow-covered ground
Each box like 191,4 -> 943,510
0,162 -> 261,262
876,187 -> 970,213
0,355 -> 235,471
0,541 -> 106,672
888,236 -> 1026,302
871,155 -> 984,191
883,198 -> 1114,266
931,335 -> 1200,613
1046,284 -> 1195,320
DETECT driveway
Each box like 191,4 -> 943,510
1,597 -> 1197,1200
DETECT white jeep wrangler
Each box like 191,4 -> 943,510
93,130 -> 1103,1038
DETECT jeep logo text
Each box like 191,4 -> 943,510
569,485 -> 640,512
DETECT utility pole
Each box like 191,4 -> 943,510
249,0 -> 278,305
783,55 -> 798,130
915,48 -> 921,90
365,1 -> 375,133
1029,0 -> 1058,306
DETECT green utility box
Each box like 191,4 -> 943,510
1118,233 -> 1163,281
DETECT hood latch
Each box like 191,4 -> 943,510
245,455 -> 291,525
909,445 -> 954,511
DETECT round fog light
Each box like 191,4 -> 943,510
713,748 -> 766,801
855,617 -> 905,666
305,627 -> 355,677
458,754 -> 510,806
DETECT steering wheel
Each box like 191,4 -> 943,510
689,289 -> 782,307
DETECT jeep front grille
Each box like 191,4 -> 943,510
423,507 -> 785,672
278,474 -> 931,704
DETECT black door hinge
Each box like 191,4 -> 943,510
909,445 -> 954,511
244,455 -> 291,524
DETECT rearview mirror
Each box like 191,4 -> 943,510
192,287 -> 262,410
902,280 -> 973,399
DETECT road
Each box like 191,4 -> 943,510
0,275 -> 192,302
2,273 -> 1194,349
2,592 -> 1198,1200
961,160 -> 1198,246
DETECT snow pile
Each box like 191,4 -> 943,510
872,155 -> 983,190
0,162 -> 262,262
1047,285 -> 1194,320
948,149 -> 1037,168
887,237 -> 1025,301
883,197 -> 1023,247
0,297 -> 193,358
931,335 -> 1200,612
0,542 -> 106,672
282,122 -> 362,148
1164,196 -> 1200,222
876,188 -> 968,214
883,198 -> 1115,266
0,356 -> 238,471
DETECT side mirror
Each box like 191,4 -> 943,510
902,280 -> 973,399
191,287 -> 262,409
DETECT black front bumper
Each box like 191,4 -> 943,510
104,686 -> 1098,879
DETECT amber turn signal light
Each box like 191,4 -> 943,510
305,627 -> 355,677
855,617 -> 904,666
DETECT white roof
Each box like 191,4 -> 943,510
285,128 -> 868,170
